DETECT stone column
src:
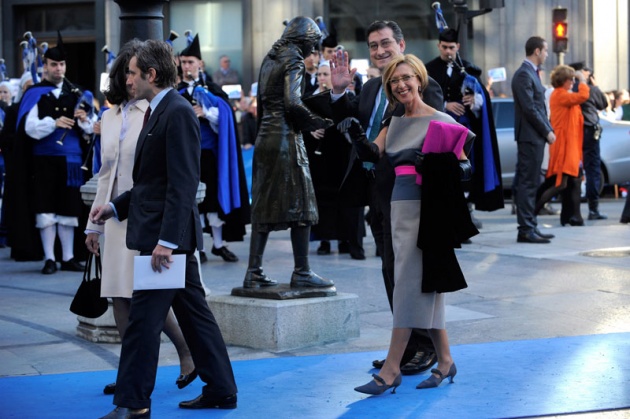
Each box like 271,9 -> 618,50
114,0 -> 168,46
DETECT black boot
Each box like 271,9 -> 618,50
289,227 -> 334,288
243,231 -> 278,288
588,203 -> 608,220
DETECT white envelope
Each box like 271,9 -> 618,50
133,254 -> 186,290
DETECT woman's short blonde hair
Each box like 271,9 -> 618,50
550,64 -> 575,88
382,54 -> 429,105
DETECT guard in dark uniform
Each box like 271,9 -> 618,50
177,34 -> 250,263
425,28 -> 503,218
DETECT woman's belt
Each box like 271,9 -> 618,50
394,165 -> 421,185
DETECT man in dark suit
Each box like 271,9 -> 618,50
330,20 -> 442,376
91,39 -> 237,419
511,36 -> 556,244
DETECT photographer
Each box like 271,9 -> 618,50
568,62 -> 609,220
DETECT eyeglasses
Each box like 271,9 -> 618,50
388,74 -> 416,86
368,39 -> 394,51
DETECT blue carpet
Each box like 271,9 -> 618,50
1,333 -> 628,418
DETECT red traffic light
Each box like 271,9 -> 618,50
552,8 -> 568,53
555,22 -> 567,38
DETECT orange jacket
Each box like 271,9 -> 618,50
548,83 -> 590,186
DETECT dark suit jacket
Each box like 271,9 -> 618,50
113,89 -> 203,253
511,62 -> 552,144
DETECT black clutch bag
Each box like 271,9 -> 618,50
69,253 -> 108,318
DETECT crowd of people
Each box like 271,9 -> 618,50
0,13 -> 629,417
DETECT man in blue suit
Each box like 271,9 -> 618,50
91,39 -> 237,418
511,36 -> 556,244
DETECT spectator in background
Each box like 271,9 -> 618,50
303,49 -> 320,98
511,36 -> 556,244
303,61 -> 366,259
212,55 -> 239,87
602,90 -> 625,121
535,65 -> 589,226
0,81 -> 14,199
620,89 -> 630,121
0,81 -> 12,107
240,96 -> 257,149
366,65 -> 381,80
568,62 -> 609,221
15,71 -> 33,103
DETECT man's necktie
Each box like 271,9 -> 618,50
447,62 -> 453,78
142,106 -> 152,129
364,87 -> 386,169
368,88 -> 386,142
536,68 -> 541,80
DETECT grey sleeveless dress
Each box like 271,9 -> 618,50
387,112 -> 458,329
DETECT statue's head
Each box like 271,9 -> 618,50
282,16 -> 322,57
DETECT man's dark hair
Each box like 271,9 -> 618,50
134,39 -> 177,88
525,36 -> 546,56
366,20 -> 404,44
105,39 -> 142,105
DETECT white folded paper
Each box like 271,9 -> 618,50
133,254 -> 186,290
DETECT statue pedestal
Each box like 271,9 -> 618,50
76,307 -> 121,343
207,292 -> 360,352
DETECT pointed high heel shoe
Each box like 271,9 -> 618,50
416,363 -> 457,389
354,373 -> 402,395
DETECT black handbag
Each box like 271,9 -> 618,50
69,254 -> 108,318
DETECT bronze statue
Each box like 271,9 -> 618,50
244,16 -> 334,289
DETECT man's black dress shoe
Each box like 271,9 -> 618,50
620,216 -> 630,224
588,211 -> 608,220
211,246 -> 238,262
401,351 -> 438,375
534,229 -> 555,239
350,250 -> 366,260
179,393 -> 237,410
199,251 -> 208,264
41,259 -> 57,275
372,358 -> 385,369
317,241 -> 331,255
60,258 -> 85,272
338,240 -> 350,254
99,406 -> 150,419
517,231 -> 550,244
103,382 -> 116,395
175,369 -> 198,389
561,218 -> 585,227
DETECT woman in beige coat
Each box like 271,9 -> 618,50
85,40 -> 196,395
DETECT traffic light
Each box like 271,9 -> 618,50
552,8 -> 568,53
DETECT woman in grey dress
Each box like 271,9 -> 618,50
347,54 -> 473,395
